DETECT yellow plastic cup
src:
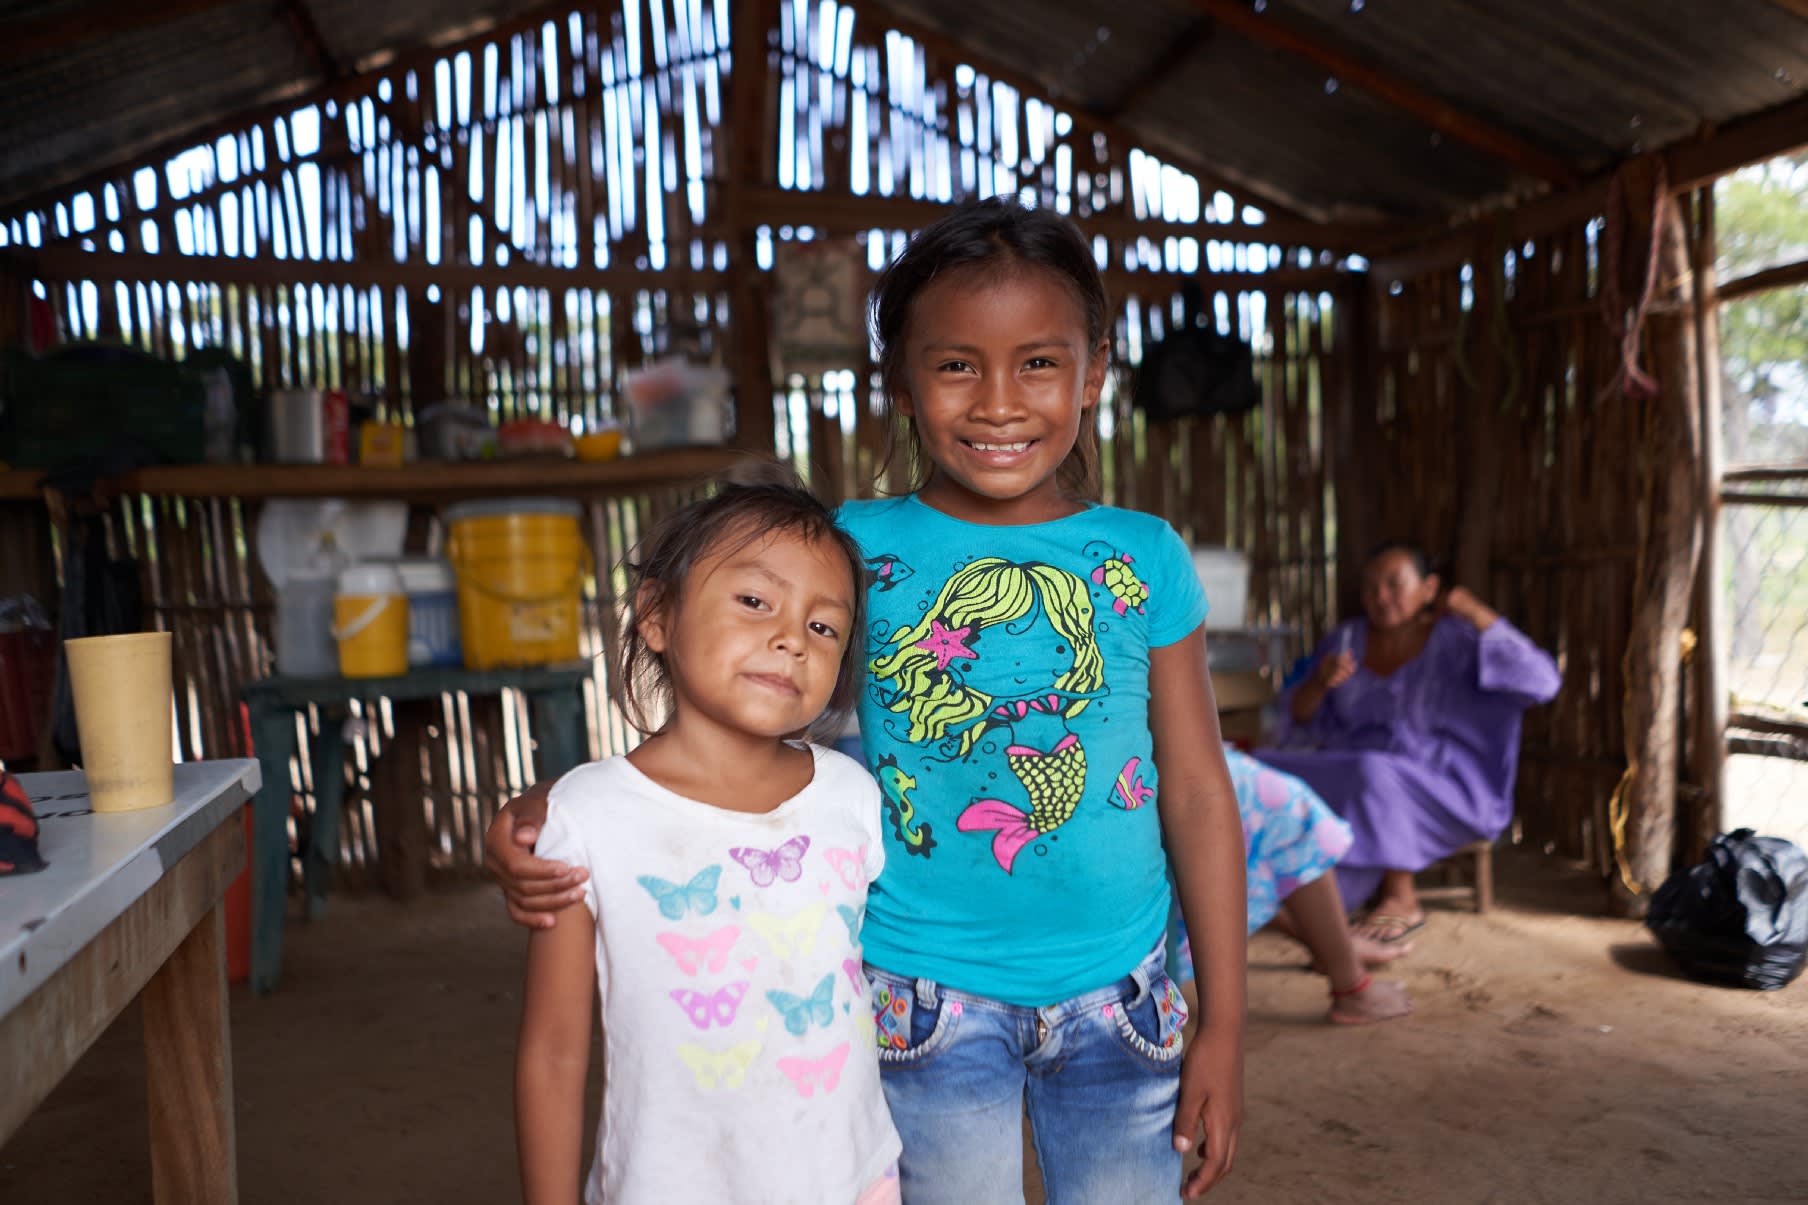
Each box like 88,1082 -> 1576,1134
64,631 -> 174,812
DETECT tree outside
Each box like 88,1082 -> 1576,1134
1715,152 -> 1808,848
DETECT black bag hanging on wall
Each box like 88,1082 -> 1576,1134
1646,829 -> 1808,991
1133,281 -> 1261,422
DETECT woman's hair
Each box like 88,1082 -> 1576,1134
1364,540 -> 1434,579
870,198 -> 1110,498
868,556 -> 1102,759
616,458 -> 867,741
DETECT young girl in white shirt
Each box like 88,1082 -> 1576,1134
514,471 -> 901,1205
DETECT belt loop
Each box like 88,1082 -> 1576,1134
914,977 -> 940,1009
1128,962 -> 1153,1008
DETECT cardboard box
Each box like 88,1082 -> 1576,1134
1210,670 -> 1275,711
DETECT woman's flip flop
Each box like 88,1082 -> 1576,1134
1356,913 -> 1425,945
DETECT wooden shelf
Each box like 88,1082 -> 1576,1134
0,446 -> 746,503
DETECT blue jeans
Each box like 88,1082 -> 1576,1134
867,944 -> 1187,1205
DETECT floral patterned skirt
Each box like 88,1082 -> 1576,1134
1168,746 -> 1353,980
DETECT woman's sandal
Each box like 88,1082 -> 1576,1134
1354,913 -> 1425,946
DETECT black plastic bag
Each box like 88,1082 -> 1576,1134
1646,829 -> 1808,991
1133,282 -> 1260,422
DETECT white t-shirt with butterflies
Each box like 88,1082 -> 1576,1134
536,743 -> 900,1205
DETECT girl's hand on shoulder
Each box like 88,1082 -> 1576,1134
1175,1024 -> 1243,1197
483,783 -> 588,928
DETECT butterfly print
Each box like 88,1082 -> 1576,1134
776,1042 -> 850,1098
637,865 -> 721,920
656,925 -> 740,976
729,835 -> 810,888
747,903 -> 826,959
823,845 -> 866,890
670,981 -> 750,1030
766,973 -> 836,1036
836,904 -> 861,942
676,1040 -> 761,1091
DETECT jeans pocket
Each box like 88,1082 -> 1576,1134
867,970 -> 961,1066
1108,973 -> 1187,1067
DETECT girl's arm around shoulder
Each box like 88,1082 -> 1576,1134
516,901 -> 597,1205
1148,625 -> 1246,1198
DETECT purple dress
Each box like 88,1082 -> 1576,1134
1255,615 -> 1561,911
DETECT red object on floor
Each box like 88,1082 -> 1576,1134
224,700 -> 256,983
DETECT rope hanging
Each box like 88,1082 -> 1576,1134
1598,160 -> 1670,402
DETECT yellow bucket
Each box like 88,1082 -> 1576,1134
334,564 -> 410,679
445,498 -> 588,670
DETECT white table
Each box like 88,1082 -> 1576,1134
1,759 -> 259,1204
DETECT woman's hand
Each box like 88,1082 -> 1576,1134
1291,648 -> 1356,724
1175,1023 -> 1244,1197
1313,650 -> 1358,691
483,783 -> 588,928
1440,586 -> 1499,632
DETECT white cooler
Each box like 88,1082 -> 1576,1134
1192,546 -> 1250,630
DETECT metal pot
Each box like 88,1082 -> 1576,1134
265,389 -> 326,463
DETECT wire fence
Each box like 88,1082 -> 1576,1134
1719,478 -> 1808,849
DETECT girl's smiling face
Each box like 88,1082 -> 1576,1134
895,264 -> 1107,526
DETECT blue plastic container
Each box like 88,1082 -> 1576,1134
396,558 -> 463,668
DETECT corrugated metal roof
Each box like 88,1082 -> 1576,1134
1,0 -> 1805,219
0,0 -> 553,209
889,0 -> 1808,218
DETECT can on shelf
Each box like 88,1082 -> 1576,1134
324,389 -> 351,464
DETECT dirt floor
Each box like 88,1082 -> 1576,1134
5,844 -> 1807,1205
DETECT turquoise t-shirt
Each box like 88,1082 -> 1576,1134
836,495 -> 1209,1005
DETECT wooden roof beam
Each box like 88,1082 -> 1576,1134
1092,17 -> 1217,121
2,0 -> 234,64
275,0 -> 343,82
742,186 -> 1376,251
1370,91 -> 1808,282
847,0 -> 1323,223
1181,0 -> 1576,187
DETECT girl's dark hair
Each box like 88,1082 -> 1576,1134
870,198 -> 1110,498
616,459 -> 867,742
1364,540 -> 1434,578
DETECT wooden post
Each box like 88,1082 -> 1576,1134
376,700 -> 430,901
1331,276 -> 1378,617
1453,231 -> 1506,595
1689,187 -> 1728,860
142,906 -> 239,1205
1615,165 -> 1704,913
406,286 -> 447,418
726,0 -> 777,455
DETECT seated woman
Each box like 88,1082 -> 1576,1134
1171,746 -> 1412,1026
1256,542 -> 1561,942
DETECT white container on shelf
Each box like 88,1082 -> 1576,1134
274,574 -> 339,676
395,557 -> 463,668
1192,546 -> 1250,630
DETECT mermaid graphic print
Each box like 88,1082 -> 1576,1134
867,556 -> 1116,874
